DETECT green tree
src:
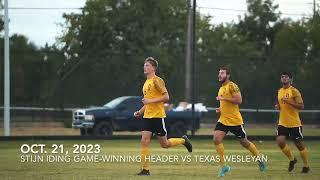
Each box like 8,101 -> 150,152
238,0 -> 282,54
0,0 -> 4,32
0,34 -> 64,106
58,0 -> 192,105
196,22 -> 263,107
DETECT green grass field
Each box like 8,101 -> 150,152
0,139 -> 319,180
2,125 -> 320,136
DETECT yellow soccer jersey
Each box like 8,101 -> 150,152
278,86 -> 303,127
143,76 -> 167,118
218,81 -> 243,126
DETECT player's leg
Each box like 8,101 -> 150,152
213,122 -> 230,177
236,125 -> 259,157
232,125 -> 266,172
239,138 -> 261,157
291,127 -> 310,173
213,123 -> 227,167
276,125 -> 296,172
156,118 -> 192,152
157,135 -> 192,152
138,131 -> 152,175
294,139 -> 310,173
137,118 -> 153,176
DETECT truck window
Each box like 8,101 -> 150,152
120,98 -> 142,111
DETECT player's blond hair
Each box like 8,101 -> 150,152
144,57 -> 158,69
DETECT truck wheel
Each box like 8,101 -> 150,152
80,128 -> 86,136
93,122 -> 113,136
169,121 -> 187,137
80,128 -> 93,136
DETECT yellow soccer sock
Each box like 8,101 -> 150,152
168,138 -> 185,147
300,148 -> 309,167
215,143 -> 225,166
248,142 -> 260,156
281,144 -> 294,161
141,147 -> 150,170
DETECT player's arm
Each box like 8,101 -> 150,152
274,93 -> 280,110
274,101 -> 280,110
142,78 -> 169,105
217,93 -> 242,105
138,105 -> 146,113
282,89 -> 304,110
216,83 -> 242,105
143,93 -> 169,104
284,95 -> 304,110
285,99 -> 304,109
134,105 -> 145,118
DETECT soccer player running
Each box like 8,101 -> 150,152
275,72 -> 310,173
213,67 -> 266,177
134,57 -> 192,176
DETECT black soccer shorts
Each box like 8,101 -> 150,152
142,118 -> 167,136
214,122 -> 247,139
277,125 -> 303,140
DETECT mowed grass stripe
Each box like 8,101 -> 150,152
0,140 -> 319,180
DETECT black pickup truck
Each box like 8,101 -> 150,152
72,96 -> 202,137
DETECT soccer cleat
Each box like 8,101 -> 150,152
137,169 -> 150,176
288,158 -> 297,172
217,165 -> 231,177
182,135 -> 192,153
258,160 -> 267,172
301,167 -> 310,173
259,161 -> 267,172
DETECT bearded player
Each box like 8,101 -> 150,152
213,67 -> 266,177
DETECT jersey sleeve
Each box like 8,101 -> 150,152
229,83 -> 240,95
292,88 -> 303,104
153,77 -> 167,94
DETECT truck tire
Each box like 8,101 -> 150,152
169,121 -> 187,137
80,128 -> 93,136
93,122 -> 113,136
80,128 -> 86,136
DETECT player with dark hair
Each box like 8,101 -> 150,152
213,67 -> 266,177
275,72 -> 310,173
